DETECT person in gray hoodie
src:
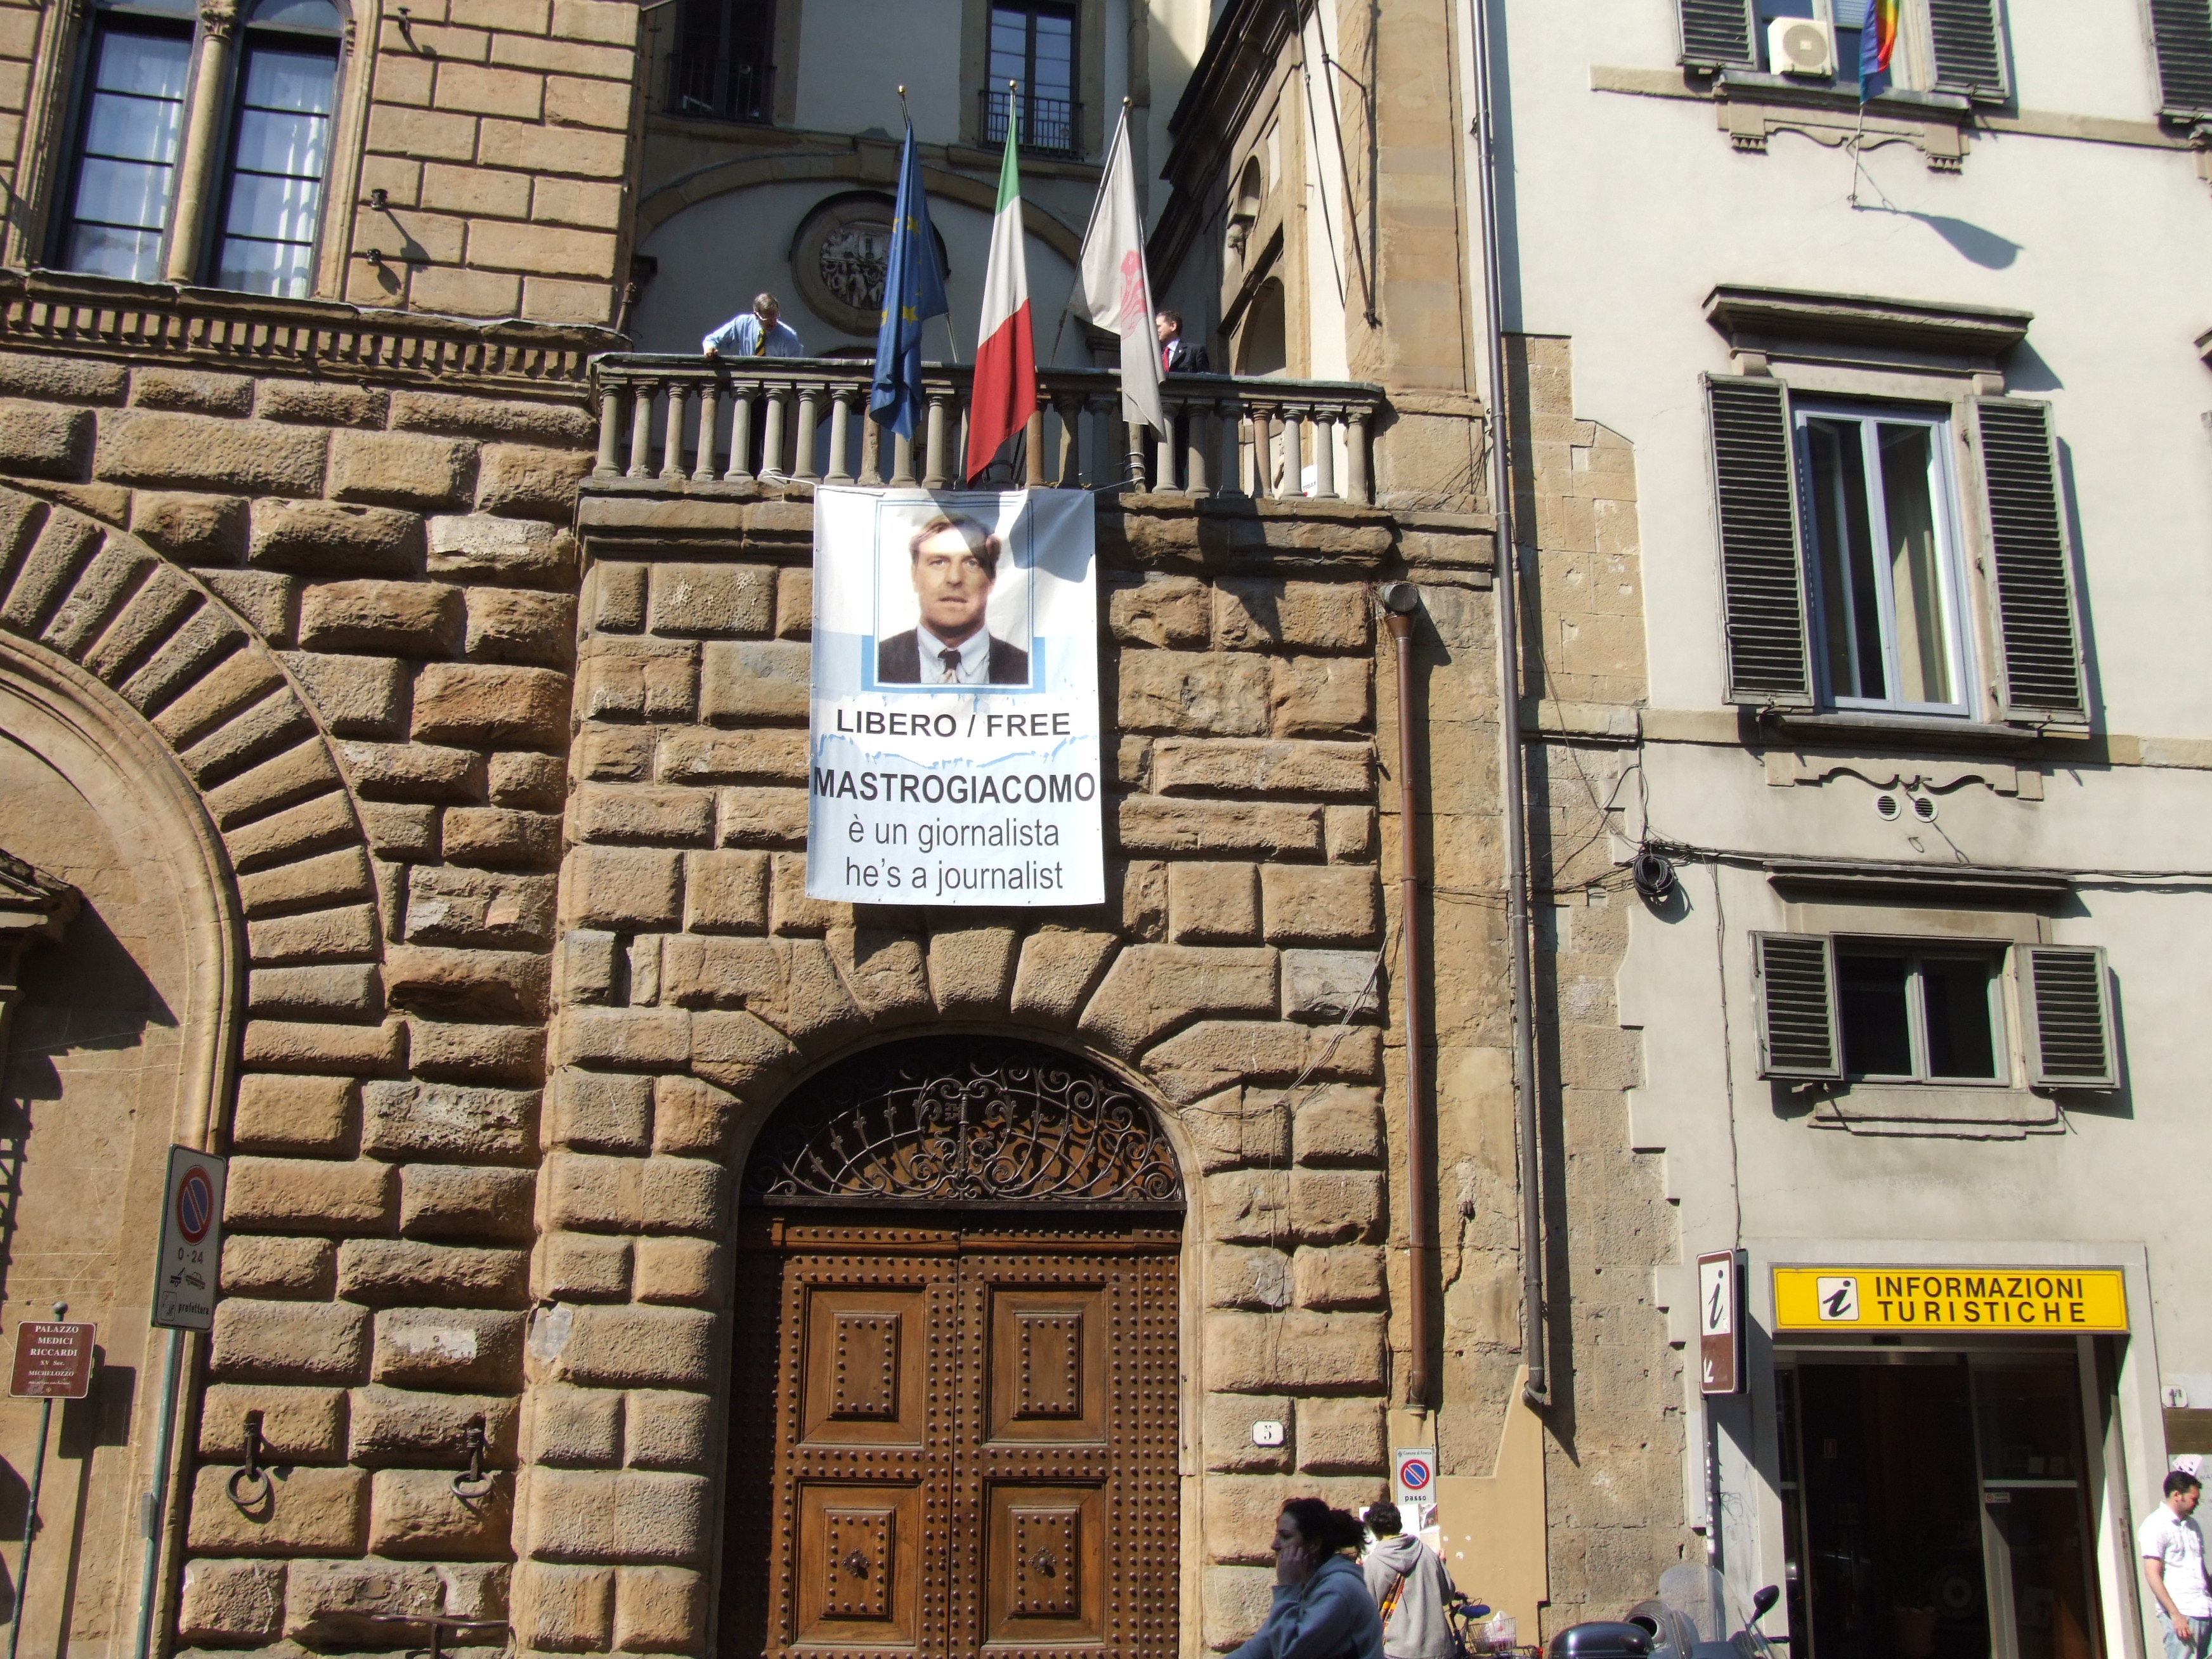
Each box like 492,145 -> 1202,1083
1226,1498 -> 1386,1659
1362,1501 -> 1462,1659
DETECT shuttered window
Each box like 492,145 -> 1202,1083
1925,0 -> 2010,103
1972,399 -> 2088,722
2019,946 -> 2117,1090
2147,0 -> 2212,122
1679,0 -> 1757,68
1706,376 -> 1813,705
1754,934 -> 1840,1080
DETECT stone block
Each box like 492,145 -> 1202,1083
337,739 -> 486,802
247,963 -> 382,1018
558,1006 -> 691,1070
239,1017 -> 405,1074
699,639 -> 809,720
681,849 -> 768,934
368,1467 -> 514,1558
349,1384 -> 520,1466
625,1391 -> 713,1471
280,1558 -> 445,1646
1202,1565 -> 1278,1651
227,1157 -> 394,1233
1271,657 -> 1371,736
1263,867 -> 1379,944
0,356 -> 126,403
1116,798 -> 1324,858
549,1069 -> 653,1152
647,563 -> 775,637
578,637 -> 698,722
1290,1169 -> 1385,1244
530,1384 -> 625,1467
563,930 -> 619,1005
278,649 -> 408,736
542,1151 -> 641,1230
383,945 -> 550,1022
1209,1246 -> 1291,1310
221,1235 -> 336,1298
372,1307 -> 525,1390
0,400 -> 92,479
1293,1245 -> 1386,1311
360,1079 -> 537,1163
338,1239 -> 530,1306
198,1383 -> 347,1462
400,1163 -> 537,1240
568,845 -> 682,929
489,750 -> 566,808
634,1237 -> 719,1305
391,390 -> 596,446
999,930 -> 1114,1030
231,1074 -> 358,1154
96,411 -> 326,495
358,802 -> 437,859
1200,1473 -> 1294,1565
536,1232 -> 633,1301
258,380 -> 389,427
557,1306 -> 716,1389
1298,1396 -> 1386,1473
512,1561 -> 614,1651
476,441 -> 592,519
1215,578 -> 1370,652
410,1016 -> 546,1083
1118,651 -> 1270,735
1168,862 -> 1261,944
1202,1393 -> 1296,1474
1181,1087 -> 1290,1172
1202,1310 -> 1388,1393
412,661 -> 568,748
1206,1169 -> 1288,1245
248,498 -> 426,576
1152,738 -> 1374,798
687,1008 -> 804,1096
615,1565 -> 706,1653
200,569 -> 296,639
655,729 -> 807,786
651,1076 -> 736,1157
178,1558 -> 286,1644
466,585 -> 576,665
526,1470 -> 712,1565
775,566 -> 810,638
427,512 -> 579,585
407,866 -> 557,948
1292,1086 -> 1385,1167
133,367 -> 252,415
1282,950 -> 1384,1022
186,1464 -> 367,1556
330,429 -> 476,508
1107,575 -> 1209,646
1145,1026 -> 1308,1101
1076,944 -> 1277,1056
925,925 -> 1018,1015
718,785 -> 807,848
299,579 -> 463,656
576,783 -> 714,845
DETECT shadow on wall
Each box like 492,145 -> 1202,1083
3,911 -> 175,1105
1852,202 -> 2021,270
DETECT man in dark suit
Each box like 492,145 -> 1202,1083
876,512 -> 1031,686
1156,309 -> 1210,373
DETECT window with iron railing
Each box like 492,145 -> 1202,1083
984,1 -> 1078,156
668,0 -> 774,124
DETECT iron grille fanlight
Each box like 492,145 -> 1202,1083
743,1039 -> 1185,1207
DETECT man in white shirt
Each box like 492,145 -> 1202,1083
701,292 -> 805,358
876,514 -> 1031,686
2143,1469 -> 2212,1659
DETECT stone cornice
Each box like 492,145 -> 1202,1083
1705,283 -> 2032,370
0,268 -> 617,401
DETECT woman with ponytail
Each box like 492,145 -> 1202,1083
1224,1497 -> 1386,1659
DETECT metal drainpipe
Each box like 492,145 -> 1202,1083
1384,597 -> 1436,1408
1466,0 -> 1547,1407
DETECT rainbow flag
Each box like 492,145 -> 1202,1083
1858,0 -> 1899,99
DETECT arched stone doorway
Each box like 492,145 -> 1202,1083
719,1037 -> 1183,1659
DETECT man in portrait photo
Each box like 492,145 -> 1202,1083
877,512 -> 1031,686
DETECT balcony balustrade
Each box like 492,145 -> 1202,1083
587,355 -> 1387,505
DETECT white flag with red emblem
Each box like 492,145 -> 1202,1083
1067,105 -> 1164,437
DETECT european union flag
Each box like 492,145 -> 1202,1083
870,123 -> 950,441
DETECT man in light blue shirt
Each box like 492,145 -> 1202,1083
702,292 -> 805,358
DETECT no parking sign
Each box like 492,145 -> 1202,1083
1393,1447 -> 1435,1509
153,1146 -> 226,1330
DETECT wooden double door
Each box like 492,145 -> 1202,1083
722,1215 -> 1181,1659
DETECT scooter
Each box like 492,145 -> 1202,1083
1545,1565 -> 1781,1659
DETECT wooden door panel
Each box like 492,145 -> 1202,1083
987,1288 -> 1107,1445
802,1287 -> 928,1447
983,1483 -> 1104,1643
796,1483 -> 922,1646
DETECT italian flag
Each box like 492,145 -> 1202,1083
965,112 -> 1036,481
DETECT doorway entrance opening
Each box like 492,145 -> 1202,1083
719,1039 -> 1185,1659
1778,1347 -> 2111,1659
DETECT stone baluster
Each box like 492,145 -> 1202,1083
861,410 -> 885,485
1251,404 -> 1276,497
1053,393 -> 1086,488
793,383 -> 823,483
1346,407 -> 1372,504
693,379 -> 721,482
1185,400 -> 1212,497
1087,394 -> 1115,488
1024,407 -> 1047,488
892,429 -> 917,488
660,381 -> 689,482
760,385 -> 790,479
1310,405 -> 1337,500
1218,396 -> 1246,497
1281,405 -> 1307,498
922,390 -> 951,490
725,384 -> 757,484
594,384 -> 621,477
626,381 -> 654,478
826,386 -> 856,483
1154,399 -> 1180,494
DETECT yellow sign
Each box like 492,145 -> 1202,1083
1773,1266 -> 2128,1334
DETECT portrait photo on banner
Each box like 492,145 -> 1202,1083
861,495 -> 1036,691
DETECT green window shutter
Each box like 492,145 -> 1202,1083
1925,0 -> 2010,103
2147,0 -> 2212,122
1753,934 -> 1840,1081
1680,0 -> 1757,67
2020,946 -> 2118,1090
1972,399 -> 2088,722
1705,375 -> 1813,706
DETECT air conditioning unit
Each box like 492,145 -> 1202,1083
1768,17 -> 1837,77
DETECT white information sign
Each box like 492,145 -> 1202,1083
807,487 -> 1103,906
153,1145 -> 226,1331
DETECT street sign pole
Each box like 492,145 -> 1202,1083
8,1394 -> 54,1659
6,1303 -> 96,1659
